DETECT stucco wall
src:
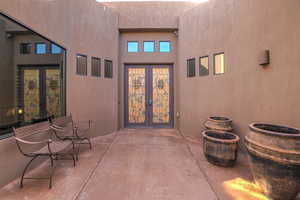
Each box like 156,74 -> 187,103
177,0 -> 300,148
103,2 -> 198,30
0,0 -> 119,188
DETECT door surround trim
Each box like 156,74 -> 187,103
124,64 -> 174,128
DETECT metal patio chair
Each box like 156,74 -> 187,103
13,121 -> 76,189
49,115 -> 92,159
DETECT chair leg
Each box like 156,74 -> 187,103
49,155 -> 54,167
71,142 -> 78,163
72,154 -> 76,167
84,138 -> 92,150
76,144 -> 80,161
49,176 -> 52,189
20,156 -> 38,188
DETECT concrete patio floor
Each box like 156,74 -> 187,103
0,129 -> 269,200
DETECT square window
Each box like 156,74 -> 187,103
104,60 -> 113,78
20,43 -> 32,54
127,41 -> 138,52
187,58 -> 196,77
91,57 -> 101,77
214,53 -> 225,75
143,41 -> 155,52
51,43 -> 62,54
199,56 -> 209,76
35,43 -> 47,54
76,54 -> 87,76
159,41 -> 171,52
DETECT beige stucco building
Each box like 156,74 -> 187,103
0,0 -> 299,198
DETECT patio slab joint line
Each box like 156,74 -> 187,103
72,132 -> 119,200
179,130 -> 220,200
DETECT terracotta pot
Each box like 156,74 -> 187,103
204,116 -> 233,132
202,130 -> 239,167
245,123 -> 300,200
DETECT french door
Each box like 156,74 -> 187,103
19,66 -> 62,122
124,65 -> 173,128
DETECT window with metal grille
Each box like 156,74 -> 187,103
76,54 -> 87,76
187,58 -> 196,77
91,57 -> 101,77
104,60 -> 113,78
20,43 -> 32,54
199,56 -> 209,76
214,53 -> 225,75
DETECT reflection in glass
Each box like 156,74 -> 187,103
35,43 -> 47,54
20,43 -> 32,54
0,13 -> 65,138
51,43 -> 62,54
199,56 -> 209,76
187,58 -> 196,77
214,53 -> 225,74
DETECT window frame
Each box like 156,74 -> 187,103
20,43 -> 32,54
76,54 -> 88,76
187,58 -> 196,78
159,41 -> 171,53
91,57 -> 101,77
143,41 -> 155,53
127,41 -> 139,53
104,59 -> 113,79
199,55 -> 209,76
213,52 -> 225,75
35,42 -> 47,54
50,43 -> 62,54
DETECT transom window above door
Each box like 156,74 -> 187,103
35,43 -> 47,54
143,41 -> 155,52
159,41 -> 171,52
127,41 -> 139,52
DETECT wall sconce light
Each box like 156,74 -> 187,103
259,50 -> 270,66
17,108 -> 24,115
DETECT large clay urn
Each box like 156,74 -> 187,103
245,123 -> 300,200
204,116 -> 233,132
202,130 -> 239,167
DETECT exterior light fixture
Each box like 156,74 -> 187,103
259,50 -> 270,66
17,108 -> 24,115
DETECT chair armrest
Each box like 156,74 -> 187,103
15,137 -> 52,145
50,125 -> 68,132
51,124 -> 64,129
73,120 -> 93,129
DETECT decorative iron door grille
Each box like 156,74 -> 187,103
18,66 -> 62,122
124,65 -> 174,128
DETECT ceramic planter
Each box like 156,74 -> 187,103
202,130 -> 239,167
245,123 -> 300,200
204,116 -> 233,132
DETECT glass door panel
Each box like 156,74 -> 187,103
128,68 -> 146,124
46,69 -> 61,118
152,68 -> 170,124
23,69 -> 40,122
